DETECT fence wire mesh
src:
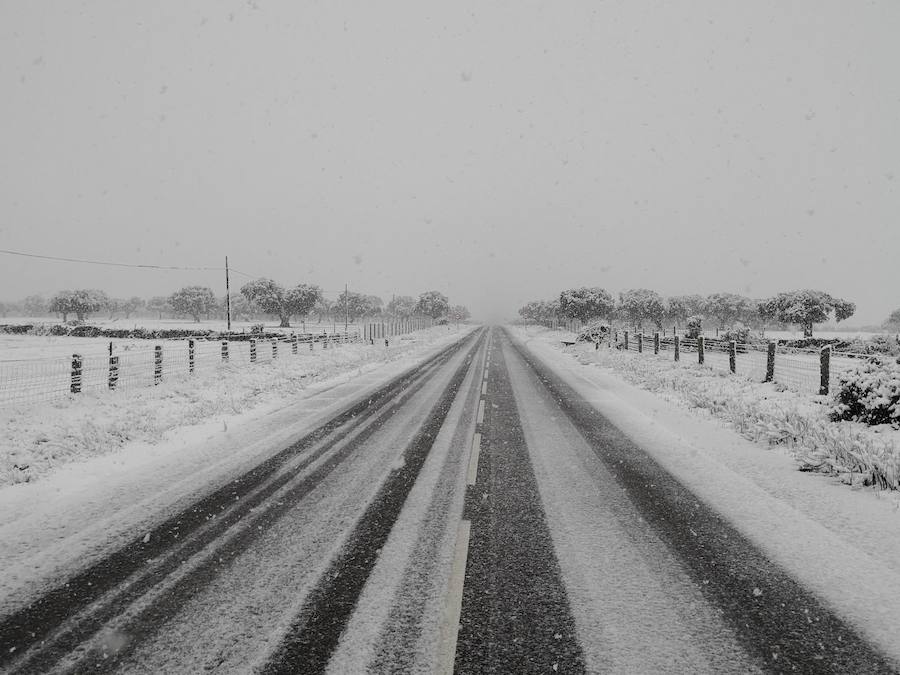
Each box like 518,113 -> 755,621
0,323 -> 420,407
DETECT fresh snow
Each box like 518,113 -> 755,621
511,327 -> 900,663
0,326 -> 474,616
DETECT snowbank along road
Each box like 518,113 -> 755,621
1,326 -> 897,673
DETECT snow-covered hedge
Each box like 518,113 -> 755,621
831,357 -> 900,427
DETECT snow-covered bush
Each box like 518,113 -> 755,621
830,357 -> 900,427
720,322 -> 751,344
685,315 -> 703,339
577,321 -> 610,343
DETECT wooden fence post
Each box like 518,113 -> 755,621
820,345 -> 831,395
637,333 -> 643,353
108,355 -> 119,389
250,339 -> 257,362
221,340 -> 229,361
765,341 -> 775,382
654,332 -> 660,354
674,336 -> 680,362
698,336 -> 705,364
70,354 -> 82,394
188,339 -> 195,374
154,345 -> 162,385
624,331 -> 629,351
271,338 -> 278,359
729,341 -> 737,373
291,334 -> 298,354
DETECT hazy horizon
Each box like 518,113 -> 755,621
2,2 -> 898,324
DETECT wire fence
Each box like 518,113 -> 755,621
581,328 -> 880,397
0,320 -> 432,407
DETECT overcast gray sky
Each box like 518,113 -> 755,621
1,1 -> 897,323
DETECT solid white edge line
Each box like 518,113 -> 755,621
476,399 -> 485,424
466,433 -> 482,485
436,519 -> 472,675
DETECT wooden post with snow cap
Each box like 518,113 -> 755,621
729,341 -> 737,373
250,339 -> 257,362
221,340 -> 229,361
698,336 -> 705,364
108,355 -> 119,389
765,341 -> 775,382
820,345 -> 831,395
188,339 -> 195,374
271,338 -> 278,359
70,354 -> 83,394
674,335 -> 680,362
654,332 -> 660,354
291,333 -> 298,354
154,345 -> 162,385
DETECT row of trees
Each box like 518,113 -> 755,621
0,284 -> 468,328
520,288 -> 858,337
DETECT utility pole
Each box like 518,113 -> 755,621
225,255 -> 232,332
344,283 -> 349,336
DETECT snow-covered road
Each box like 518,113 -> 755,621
2,325 -> 899,673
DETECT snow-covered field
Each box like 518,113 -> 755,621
0,325 -> 471,487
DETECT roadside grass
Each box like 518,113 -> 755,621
560,339 -> 900,491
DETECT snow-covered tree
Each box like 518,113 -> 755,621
386,295 -> 417,319
559,287 -> 614,323
703,293 -> 753,329
884,307 -> 900,330
618,289 -> 665,330
763,289 -> 856,337
335,291 -> 375,323
240,278 -> 321,327
665,294 -> 704,328
416,290 -> 450,320
49,289 -> 108,322
22,295 -> 48,317
450,304 -> 471,321
147,296 -> 171,320
169,286 -> 216,323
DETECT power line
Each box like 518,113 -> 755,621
0,247 -> 260,278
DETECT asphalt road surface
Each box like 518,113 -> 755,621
1,327 -> 896,673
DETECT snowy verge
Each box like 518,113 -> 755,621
1,327 -> 471,487
0,327 -> 475,611
510,326 -> 900,661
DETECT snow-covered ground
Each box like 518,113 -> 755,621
0,325 -> 475,617
0,325 -> 471,486
509,327 -> 900,664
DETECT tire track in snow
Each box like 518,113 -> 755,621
507,328 -> 898,673
0,332 -> 478,674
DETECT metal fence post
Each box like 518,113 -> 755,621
729,341 -> 737,373
108,355 -> 119,389
765,341 -> 775,382
250,339 -> 257,362
820,345 -> 831,395
154,345 -> 162,385
188,339 -> 195,374
70,353 -> 82,394
674,336 -> 680,362
698,336 -> 705,364
654,332 -> 660,354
